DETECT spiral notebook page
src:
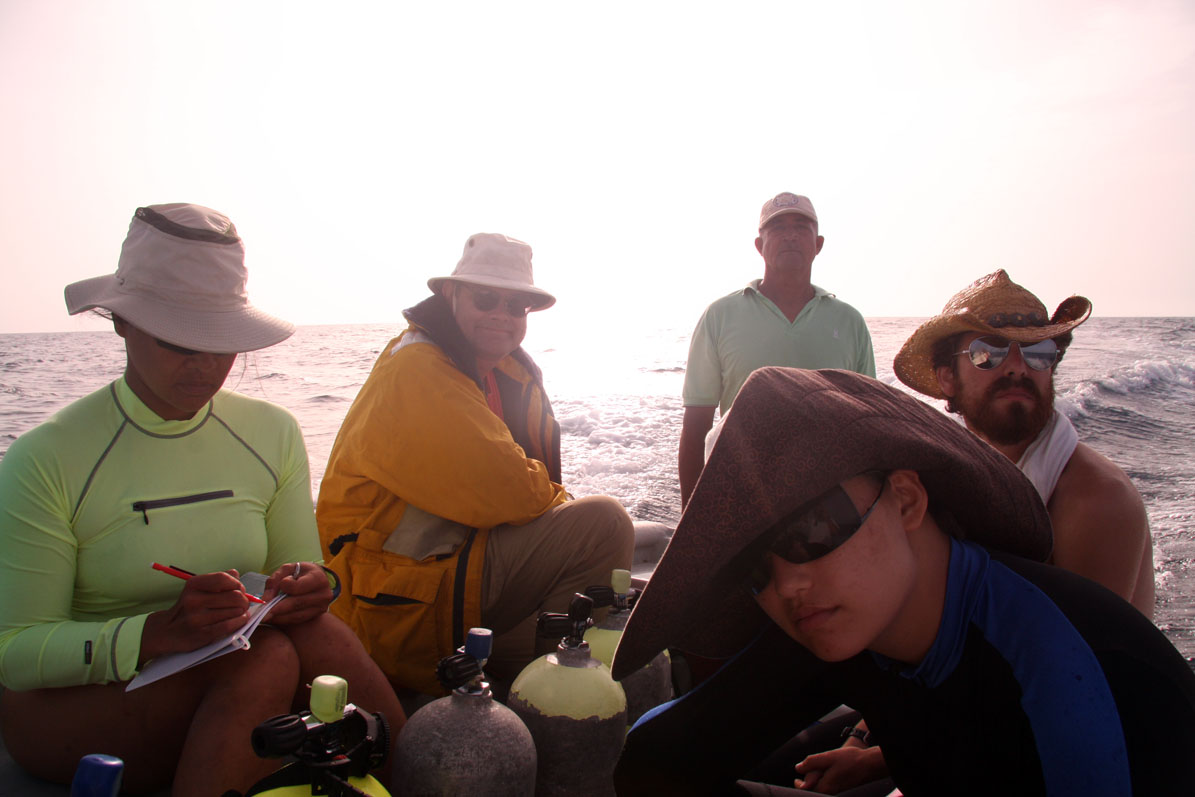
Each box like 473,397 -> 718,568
126,591 -> 288,691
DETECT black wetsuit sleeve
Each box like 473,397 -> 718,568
994,552 -> 1195,795
614,626 -> 843,796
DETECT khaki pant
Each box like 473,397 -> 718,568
481,494 -> 634,682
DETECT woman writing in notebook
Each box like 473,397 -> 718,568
0,204 -> 403,795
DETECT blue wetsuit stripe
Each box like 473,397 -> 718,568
977,558 -> 1131,795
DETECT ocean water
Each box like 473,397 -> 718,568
2,317 -> 1194,659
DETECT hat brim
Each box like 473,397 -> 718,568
427,276 -> 556,311
611,368 -> 1053,681
893,295 -> 1092,399
759,207 -> 818,232
65,274 -> 295,353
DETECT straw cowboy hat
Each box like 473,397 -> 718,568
427,232 -> 555,311
893,270 -> 1091,399
65,203 -> 294,353
611,367 -> 1052,680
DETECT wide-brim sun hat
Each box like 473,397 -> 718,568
64,203 -> 295,353
611,367 -> 1053,681
427,232 -> 555,311
893,269 -> 1091,399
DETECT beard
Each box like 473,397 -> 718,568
957,373 -> 1055,446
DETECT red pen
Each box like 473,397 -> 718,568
152,562 -> 266,603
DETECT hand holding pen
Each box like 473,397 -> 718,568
140,564 -> 267,665
152,563 -> 265,603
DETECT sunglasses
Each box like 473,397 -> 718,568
467,287 -> 535,318
955,336 -> 1059,372
747,477 -> 887,594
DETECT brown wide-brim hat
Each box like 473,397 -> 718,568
611,367 -> 1053,680
893,269 -> 1091,399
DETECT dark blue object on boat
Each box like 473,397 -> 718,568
70,754 -> 124,797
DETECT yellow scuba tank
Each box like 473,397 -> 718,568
583,568 -> 673,726
239,674 -> 391,797
394,627 -> 537,796
508,594 -> 627,797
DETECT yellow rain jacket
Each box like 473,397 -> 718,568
317,296 -> 567,694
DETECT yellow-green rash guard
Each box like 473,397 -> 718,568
0,377 -> 319,689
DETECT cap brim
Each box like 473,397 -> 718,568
759,207 -> 818,231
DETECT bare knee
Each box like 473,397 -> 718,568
283,614 -> 364,672
280,612 -> 358,650
214,627 -> 301,700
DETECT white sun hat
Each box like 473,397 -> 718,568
64,203 -> 295,353
427,232 -> 556,311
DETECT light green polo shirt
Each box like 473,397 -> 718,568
683,281 -> 876,414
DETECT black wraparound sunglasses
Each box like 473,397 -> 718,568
747,476 -> 887,594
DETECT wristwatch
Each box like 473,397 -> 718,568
841,726 -> 872,746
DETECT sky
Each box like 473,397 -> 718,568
2,0 -> 1193,341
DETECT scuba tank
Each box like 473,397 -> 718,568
393,627 -> 537,796
583,568 -> 673,726
70,754 -> 124,797
508,594 -> 627,797
238,674 -> 392,797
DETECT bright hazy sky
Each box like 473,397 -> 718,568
2,0 -> 1193,337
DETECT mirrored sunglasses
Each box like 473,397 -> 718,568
747,478 -> 887,594
955,336 -> 1059,372
468,288 -> 535,318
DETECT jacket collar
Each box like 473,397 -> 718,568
402,294 -> 545,389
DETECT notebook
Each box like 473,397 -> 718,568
126,578 -> 286,691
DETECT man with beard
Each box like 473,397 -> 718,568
761,273 -> 1157,796
893,270 -> 1154,616
611,368 -> 1195,797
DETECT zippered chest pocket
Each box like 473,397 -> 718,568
131,490 -> 234,524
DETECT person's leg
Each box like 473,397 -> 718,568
279,612 -> 406,781
1,627 -> 299,796
481,495 -> 634,682
173,629 -> 301,795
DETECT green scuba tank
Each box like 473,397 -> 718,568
240,674 -> 392,797
394,627 -> 537,796
583,568 -> 673,726
508,594 -> 627,797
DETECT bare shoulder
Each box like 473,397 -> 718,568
1049,442 -> 1154,612
1053,443 -> 1147,519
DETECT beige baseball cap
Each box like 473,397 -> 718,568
758,192 -> 818,231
